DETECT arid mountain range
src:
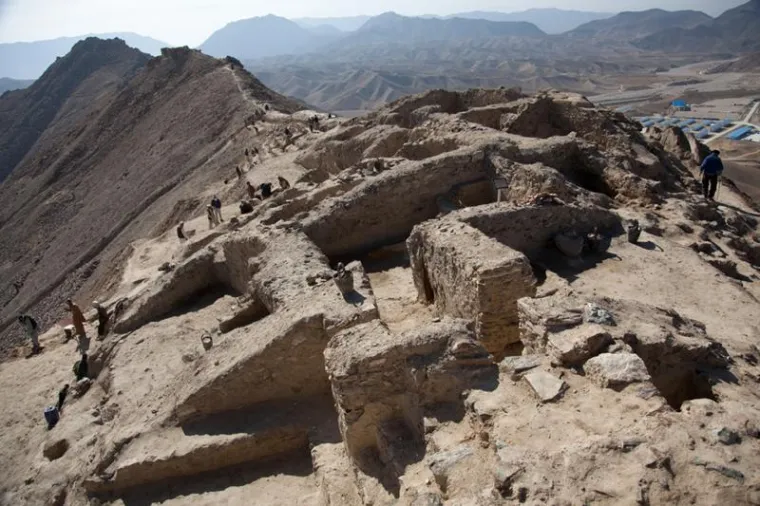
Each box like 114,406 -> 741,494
293,8 -> 613,35
242,3 -> 760,112
635,0 -> 760,53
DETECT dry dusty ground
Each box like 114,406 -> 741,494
1,88 -> 760,506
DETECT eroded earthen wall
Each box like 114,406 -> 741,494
407,221 -> 536,356
456,203 -> 622,257
303,146 -> 491,258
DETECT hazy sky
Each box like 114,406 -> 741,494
0,0 -> 747,47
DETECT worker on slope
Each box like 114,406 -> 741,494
67,299 -> 89,354
18,314 -> 41,355
93,301 -> 109,340
206,205 -> 216,229
700,150 -> 724,200
211,196 -> 224,223
177,222 -> 186,241
246,181 -> 258,200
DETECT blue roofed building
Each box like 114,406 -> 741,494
727,126 -> 755,141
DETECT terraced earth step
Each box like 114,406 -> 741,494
86,397 -> 335,494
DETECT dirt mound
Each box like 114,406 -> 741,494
1,84 -> 760,506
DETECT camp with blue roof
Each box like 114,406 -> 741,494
727,126 -> 755,140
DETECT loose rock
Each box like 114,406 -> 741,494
523,370 -> 568,402
584,353 -> 651,390
499,355 -> 542,376
715,427 -> 741,446
583,303 -> 616,326
547,324 -> 612,366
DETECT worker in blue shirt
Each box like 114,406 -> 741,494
700,150 -> 724,200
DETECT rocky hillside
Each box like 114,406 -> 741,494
447,9 -> 612,34
0,38 -> 149,183
0,40 -> 303,356
334,12 -> 544,48
568,8 -> 712,40
0,84 -> 759,505
635,0 -> 760,53
707,52 -> 760,73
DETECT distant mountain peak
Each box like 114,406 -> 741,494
199,14 -> 338,60
0,33 -> 167,79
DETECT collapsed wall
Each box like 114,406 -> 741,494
324,319 -> 495,462
518,295 -> 731,409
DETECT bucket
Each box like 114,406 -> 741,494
44,406 -> 60,428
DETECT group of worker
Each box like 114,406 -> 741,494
18,299 -> 110,357
19,299 -> 110,428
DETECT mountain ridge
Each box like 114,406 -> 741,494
0,32 -> 167,79
568,8 -> 713,40
0,37 -> 149,183
199,15 -> 339,60
634,0 -> 760,53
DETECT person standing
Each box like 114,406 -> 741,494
67,299 -> 89,354
211,196 -> 224,223
246,181 -> 257,200
93,301 -> 109,340
207,205 -> 216,229
700,150 -> 724,200
18,314 -> 41,354
176,222 -> 187,241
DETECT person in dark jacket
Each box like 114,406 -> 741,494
211,196 -> 224,223
74,354 -> 89,381
700,150 -> 724,200
57,384 -> 69,412
93,301 -> 109,340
